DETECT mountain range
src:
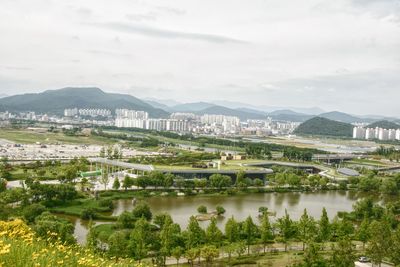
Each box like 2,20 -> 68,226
0,87 -> 398,124
0,87 -> 168,118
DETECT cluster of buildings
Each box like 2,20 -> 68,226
0,107 -> 299,136
64,108 -> 111,117
353,126 -> 400,141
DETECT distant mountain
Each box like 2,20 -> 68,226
269,109 -> 304,115
143,97 -> 181,107
293,117 -> 353,137
367,120 -> 400,129
318,111 -> 369,123
172,102 -> 216,112
145,100 -> 172,111
266,110 -> 314,122
196,105 -> 266,120
236,107 -> 267,116
0,87 -> 169,117
0,94 -> 8,99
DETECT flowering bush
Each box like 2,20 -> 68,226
0,219 -> 145,267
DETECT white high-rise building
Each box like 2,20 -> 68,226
353,127 -> 366,139
365,128 -> 375,139
64,108 -> 78,117
396,129 -> 400,140
378,128 -> 389,141
388,129 -> 397,140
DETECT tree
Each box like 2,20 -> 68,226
234,241 -> 247,258
260,212 -> 274,253
0,178 -> 7,192
33,212 -> 75,244
184,216 -> 205,249
100,168 -> 110,190
22,203 -> 47,223
242,216 -> 258,255
108,231 -> 128,261
122,175 -> 134,190
253,178 -> 264,187
216,206 -> 226,216
117,211 -> 136,229
302,242 -> 327,267
367,220 -> 392,267
298,209 -> 317,250
330,237 -> 355,267
206,217 -> 223,247
236,170 -> 247,188
163,173 -> 175,188
129,218 -> 151,262
197,205 -> 207,214
172,246 -> 184,266
318,207 -> 331,250
390,226 -> 400,266
200,245 -> 219,266
357,217 -> 370,249
160,215 -> 182,265
185,248 -> 200,267
132,202 -> 152,221
225,216 -> 240,243
276,210 -> 297,252
209,174 -> 232,189
112,178 -> 121,190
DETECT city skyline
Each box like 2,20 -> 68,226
1,0 -> 400,116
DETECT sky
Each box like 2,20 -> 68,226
0,0 -> 399,116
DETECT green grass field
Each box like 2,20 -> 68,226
0,128 -> 116,145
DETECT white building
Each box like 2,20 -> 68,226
64,108 -> 78,117
353,127 -> 366,139
115,109 -> 148,120
378,128 -> 389,141
396,129 -> 400,140
365,128 -> 376,139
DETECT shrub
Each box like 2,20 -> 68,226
197,205 -> 207,214
81,208 -> 97,220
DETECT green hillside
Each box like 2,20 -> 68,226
0,87 -> 169,118
367,120 -> 400,129
293,117 -> 353,137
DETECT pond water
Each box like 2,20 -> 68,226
68,191 -> 387,244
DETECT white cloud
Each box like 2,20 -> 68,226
0,0 -> 399,116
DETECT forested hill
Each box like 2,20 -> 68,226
0,87 -> 169,118
367,120 -> 400,129
293,117 -> 353,137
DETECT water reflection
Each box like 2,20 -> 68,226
69,191 -> 390,244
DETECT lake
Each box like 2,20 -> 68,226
69,191 -> 386,244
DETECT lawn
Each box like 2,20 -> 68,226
0,128 -> 116,145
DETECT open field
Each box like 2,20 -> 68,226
0,128 -> 115,145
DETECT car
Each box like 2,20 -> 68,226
358,256 -> 370,263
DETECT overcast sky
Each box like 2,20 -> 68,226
0,0 -> 399,116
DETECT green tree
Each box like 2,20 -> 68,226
298,209 -> 317,250
171,246 -> 184,266
184,216 -> 205,249
330,237 -> 355,267
197,205 -> 207,214
122,175 -> 134,190
225,216 -> 240,243
216,205 -> 226,215
132,202 -> 152,221
302,242 -> 327,267
117,211 -> 136,229
200,245 -> 219,266
163,173 -> 175,188
242,216 -> 258,255
390,226 -> 400,266
367,220 -> 392,267
33,212 -> 75,244
206,217 -> 223,247
112,178 -> 120,190
0,178 -> 7,192
260,212 -> 274,253
185,248 -> 200,267
160,215 -> 182,265
129,218 -> 151,262
276,210 -> 297,252
108,231 -> 128,260
357,217 -> 370,249
318,207 -> 331,250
